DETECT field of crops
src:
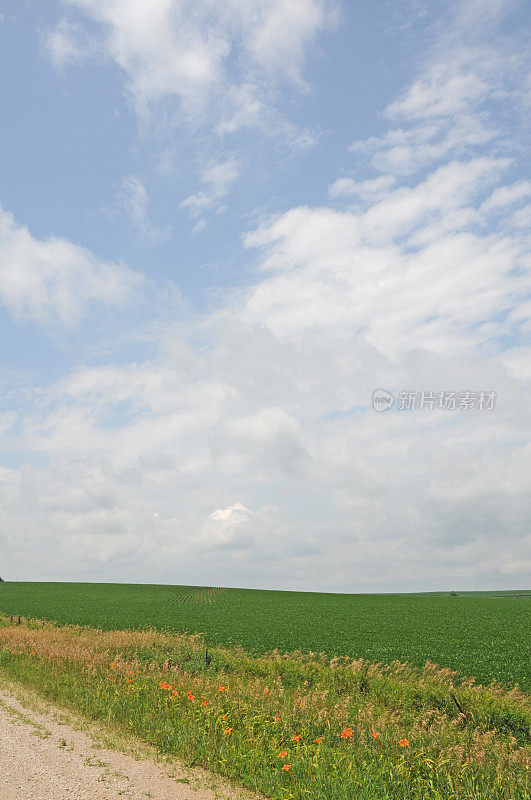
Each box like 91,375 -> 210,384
0,582 -> 528,690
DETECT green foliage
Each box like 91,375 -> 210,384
0,582 -> 529,689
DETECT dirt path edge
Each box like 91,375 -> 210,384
0,674 -> 264,800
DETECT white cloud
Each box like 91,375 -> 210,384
44,18 -> 97,68
200,502 -> 256,550
2,0 -> 529,591
47,0 -> 334,129
350,117 -> 495,176
385,64 -> 490,122
509,204 -> 531,229
180,158 -> 239,225
328,175 -> 396,201
116,176 -> 169,243
350,4 -> 529,177
0,205 -> 142,326
481,181 -> 531,212
243,159 -> 529,361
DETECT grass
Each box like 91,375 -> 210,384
0,582 -> 529,690
0,615 -> 528,800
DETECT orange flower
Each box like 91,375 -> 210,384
109,662 -> 116,667
217,686 -> 227,692
201,700 -> 209,707
398,738 -> 410,747
126,670 -> 134,676
291,735 -> 301,742
263,687 -> 269,694
371,732 -> 380,739
273,716 -> 281,723
223,728 -> 232,735
172,691 -> 179,697
313,737 -> 323,744
341,728 -> 354,739
187,692 -> 196,701
221,714 -> 228,720
278,751 -> 287,759
282,764 -> 291,772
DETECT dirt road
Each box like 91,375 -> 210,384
0,681 -> 258,800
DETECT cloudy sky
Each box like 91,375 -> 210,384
0,0 -> 529,592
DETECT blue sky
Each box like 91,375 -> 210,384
0,0 -> 530,591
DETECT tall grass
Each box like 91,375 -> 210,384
0,616 -> 528,800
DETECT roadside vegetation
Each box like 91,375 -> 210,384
0,616 -> 528,800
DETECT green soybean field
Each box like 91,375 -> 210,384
0,582 -> 528,690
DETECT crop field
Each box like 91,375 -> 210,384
0,582 -> 529,690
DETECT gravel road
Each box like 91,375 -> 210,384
0,683 -> 259,800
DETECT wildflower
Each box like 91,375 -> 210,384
313,737 -> 323,744
341,728 -> 354,739
223,728 -> 232,735
126,670 -> 134,676
282,764 -> 291,772
291,735 -> 301,742
201,700 -> 209,707
221,714 -> 228,720
187,691 -> 195,700
172,691 -> 179,697
371,732 -> 380,739
278,751 -> 287,759
398,738 -> 410,747
217,686 -> 227,692
273,716 -> 281,723
263,687 -> 269,694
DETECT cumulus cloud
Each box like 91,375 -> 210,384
0,205 -> 142,325
200,502 -> 257,551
